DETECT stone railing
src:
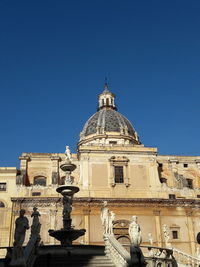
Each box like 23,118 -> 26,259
172,248 -> 200,266
140,245 -> 177,267
104,233 -> 130,267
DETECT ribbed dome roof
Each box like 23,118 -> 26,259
82,109 -> 135,137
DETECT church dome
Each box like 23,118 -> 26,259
79,81 -> 141,146
82,109 -> 135,137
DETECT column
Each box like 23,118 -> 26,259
186,210 -> 196,255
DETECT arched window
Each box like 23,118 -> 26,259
34,176 -> 46,186
0,201 -> 5,207
106,98 -> 109,106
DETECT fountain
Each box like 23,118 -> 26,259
48,146 -> 86,246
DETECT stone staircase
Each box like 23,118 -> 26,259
35,254 -> 115,267
33,245 -> 115,267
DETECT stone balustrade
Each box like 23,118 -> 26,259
104,233 -> 130,267
172,248 -> 200,266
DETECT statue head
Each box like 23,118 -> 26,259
33,207 -> 37,212
19,209 -> 26,218
131,215 -> 137,223
102,201 -> 107,207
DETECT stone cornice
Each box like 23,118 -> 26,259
11,197 -> 200,208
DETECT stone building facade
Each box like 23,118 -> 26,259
0,82 -> 200,257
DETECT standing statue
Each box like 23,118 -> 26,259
108,211 -> 115,235
65,146 -> 71,161
128,216 -> 146,266
163,224 -> 172,249
10,209 -> 30,265
128,216 -> 142,246
31,207 -> 40,230
148,233 -> 153,245
14,209 -> 29,246
100,201 -> 109,234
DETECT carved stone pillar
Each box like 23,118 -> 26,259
153,210 -> 162,247
186,210 -> 196,255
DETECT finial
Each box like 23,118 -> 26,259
103,77 -> 109,93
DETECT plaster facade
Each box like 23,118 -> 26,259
0,83 -> 200,258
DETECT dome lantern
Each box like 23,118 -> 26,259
98,80 -> 116,111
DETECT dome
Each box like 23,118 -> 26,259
82,109 -> 135,137
79,81 -> 141,146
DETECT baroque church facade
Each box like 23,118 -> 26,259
0,82 -> 200,257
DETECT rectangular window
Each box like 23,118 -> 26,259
158,163 -> 163,168
114,166 -> 124,183
172,230 -> 178,239
169,194 -> 176,199
183,163 -> 188,168
186,179 -> 193,189
197,195 -> 200,198
0,183 -> 6,191
32,192 -> 41,196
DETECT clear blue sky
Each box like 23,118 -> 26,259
0,0 -> 200,167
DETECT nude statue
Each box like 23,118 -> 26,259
31,207 -> 40,227
65,146 -> 71,161
128,216 -> 142,246
14,209 -> 29,246
100,201 -> 109,234
108,211 -> 115,235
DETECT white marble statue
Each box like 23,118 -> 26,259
128,216 -> 142,246
163,224 -> 172,248
148,233 -> 153,245
65,146 -> 71,161
100,201 -> 109,234
108,211 -> 115,235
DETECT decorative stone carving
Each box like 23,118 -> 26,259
52,171 -> 59,185
128,216 -> 142,246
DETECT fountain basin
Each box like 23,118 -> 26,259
56,185 -> 79,195
49,228 -> 86,246
60,163 -> 76,172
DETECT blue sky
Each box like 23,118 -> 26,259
0,0 -> 200,167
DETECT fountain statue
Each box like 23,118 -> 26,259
48,146 -> 86,246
